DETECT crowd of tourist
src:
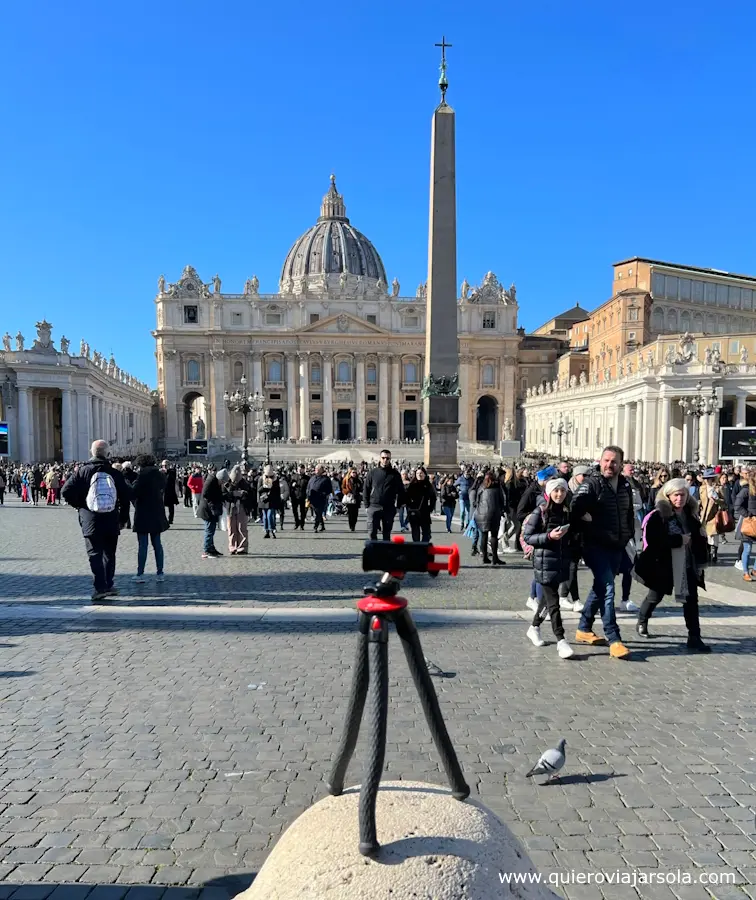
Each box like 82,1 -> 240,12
1,443 -> 752,659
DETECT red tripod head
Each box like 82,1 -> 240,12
362,537 -> 460,580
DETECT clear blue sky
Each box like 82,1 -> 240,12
2,1 -> 755,386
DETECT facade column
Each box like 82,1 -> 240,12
298,352 -> 310,441
659,394 -> 671,464
286,353 -> 298,440
641,396 -> 657,462
251,351 -> 263,398
736,391 -> 747,426
708,409 -> 720,463
633,400 -> 643,461
322,353 -> 333,441
355,354 -> 366,440
682,418 -> 689,463
62,389 -> 74,462
378,354 -> 389,441
211,352 -> 227,441
621,403 -> 631,457
699,411 -> 710,466
391,356 -> 401,439
17,387 -> 30,462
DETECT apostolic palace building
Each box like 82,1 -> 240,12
154,176 -> 522,455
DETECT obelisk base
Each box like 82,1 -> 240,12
423,396 -> 460,469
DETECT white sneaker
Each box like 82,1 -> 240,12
131,575 -> 146,583
559,598 -> 574,611
557,639 -> 574,659
625,600 -> 640,612
572,600 -> 584,613
526,625 -> 545,647
735,559 -> 743,571
525,597 -> 539,612
156,574 -> 165,583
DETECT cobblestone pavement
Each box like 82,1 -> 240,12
0,501 -> 755,900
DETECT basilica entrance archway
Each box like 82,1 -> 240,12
182,392 -> 206,443
476,395 -> 497,443
311,419 -> 323,441
337,409 -> 352,441
403,410 -> 418,440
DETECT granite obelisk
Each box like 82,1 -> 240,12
422,37 -> 460,469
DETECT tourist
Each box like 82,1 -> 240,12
0,469 -> 5,505
341,466 -> 362,532
31,466 -> 44,506
130,454 -> 168,583
398,469 -> 412,532
198,466 -> 228,558
225,465 -> 253,554
634,478 -> 710,651
571,445 -> 633,659
187,468 -> 204,517
440,475 -> 458,533
291,464 -> 309,530
257,464 -> 281,538
734,470 -> 756,581
405,466 -> 436,542
363,449 -> 405,541
454,467 -> 474,531
523,476 -> 574,659
648,467 -> 671,510
161,460 -> 179,526
61,440 -> 130,601
278,469 -> 290,530
474,470 -> 505,566
306,464 -> 332,533
698,468 -> 727,564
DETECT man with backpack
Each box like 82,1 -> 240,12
61,440 -> 130,601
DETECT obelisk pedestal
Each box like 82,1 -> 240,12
422,98 -> 460,470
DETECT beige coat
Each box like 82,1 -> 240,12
699,482 -> 726,537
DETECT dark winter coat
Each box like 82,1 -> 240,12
570,474 -> 635,550
440,484 -> 458,509
405,478 -> 437,526
131,466 -> 169,535
734,485 -> 756,521
257,476 -> 281,511
197,473 -> 224,522
224,478 -> 255,515
454,474 -> 472,497
516,480 -> 542,524
474,484 -> 505,532
291,473 -> 309,502
363,466 -> 405,510
306,474 -> 332,511
163,467 -> 178,506
61,457 -> 130,537
634,501 -> 708,596
522,500 -> 572,586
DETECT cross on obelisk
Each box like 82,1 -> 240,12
422,36 -> 460,469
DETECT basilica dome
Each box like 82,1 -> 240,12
280,176 -> 387,286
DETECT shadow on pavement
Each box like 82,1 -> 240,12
0,875 -> 257,900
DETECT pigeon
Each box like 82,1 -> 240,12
526,738 -> 567,782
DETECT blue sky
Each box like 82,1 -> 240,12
2,1 -> 755,385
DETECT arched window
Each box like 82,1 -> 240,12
311,363 -> 321,384
267,358 -> 282,383
652,307 -> 664,333
366,364 -> 377,385
404,361 -> 418,384
366,420 -> 378,440
680,311 -> 691,333
693,313 -> 703,332
482,363 -> 494,387
337,360 -> 351,383
233,361 -> 243,382
667,309 -> 678,332
706,314 -> 716,332
186,359 -> 200,384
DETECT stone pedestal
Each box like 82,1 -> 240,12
423,396 -> 459,468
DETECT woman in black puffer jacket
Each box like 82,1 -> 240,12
474,471 -> 505,565
522,477 -> 575,659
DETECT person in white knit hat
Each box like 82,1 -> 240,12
521,477 -> 575,659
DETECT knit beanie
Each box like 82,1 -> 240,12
661,477 -> 687,499
545,477 -> 569,497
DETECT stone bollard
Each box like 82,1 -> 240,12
235,781 -> 558,900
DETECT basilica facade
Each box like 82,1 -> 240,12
154,177 -> 521,454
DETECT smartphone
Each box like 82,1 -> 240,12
557,524 -> 570,534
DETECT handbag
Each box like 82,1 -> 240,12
714,509 -> 734,534
740,516 -> 756,539
343,493 -> 355,505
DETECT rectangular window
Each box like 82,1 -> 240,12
716,284 -> 728,306
128,412 -> 134,427
628,308 -> 639,321
742,289 -> 753,310
729,287 -> 741,308
405,394 -> 416,402
712,341 -> 721,352
366,314 -> 377,325
705,282 -> 716,305
184,305 -> 198,324
692,280 -> 705,303
309,313 -> 320,324
265,313 -> 282,325
628,332 -> 637,340
482,312 -> 496,329
730,340 -> 740,354
311,393 -> 321,401
269,393 -> 281,400
665,276 -> 679,299
404,316 -> 419,327
232,311 -> 243,325
651,273 -> 665,297
367,393 -> 377,402
679,278 -> 691,301
585,428 -> 589,448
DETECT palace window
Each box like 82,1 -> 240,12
337,360 -> 352,383
233,361 -> 243,382
311,364 -> 321,384
482,312 -> 496,329
265,312 -> 282,326
404,315 -> 419,328
184,305 -> 198,324
309,313 -> 320,324
628,307 -> 639,321
482,363 -> 495,386
366,364 -> 377,385
186,359 -> 201,384
232,311 -> 243,325
403,361 -> 418,384
267,359 -> 283,383
366,314 -> 377,325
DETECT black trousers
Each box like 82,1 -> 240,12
367,506 -> 395,541
292,499 -> 307,528
559,558 -> 580,602
84,534 -> 118,594
480,527 -> 500,562
165,503 -> 175,525
638,576 -> 701,641
410,519 -> 431,542
533,583 -> 565,640
313,506 -> 326,530
183,488 -> 192,507
346,504 -> 359,531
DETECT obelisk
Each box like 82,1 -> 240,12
422,37 -> 460,469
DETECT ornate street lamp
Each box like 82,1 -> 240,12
261,410 -> 281,465
678,380 -> 719,464
223,374 -> 262,468
550,415 -> 572,458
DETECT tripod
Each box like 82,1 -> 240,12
327,539 -> 470,856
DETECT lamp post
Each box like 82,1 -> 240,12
550,415 -> 572,458
261,410 -> 281,465
223,374 -> 261,469
678,380 -> 719,465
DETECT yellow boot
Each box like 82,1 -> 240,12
610,641 -> 630,659
575,630 -> 604,645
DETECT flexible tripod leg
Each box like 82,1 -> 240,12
358,616 -> 389,856
394,609 -> 470,801
327,612 -> 370,796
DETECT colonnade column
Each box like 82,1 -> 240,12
298,352 -> 310,441
641,397 -> 657,462
286,353 -> 298,440
621,403 -> 631,457
17,387 -> 30,461
61,389 -> 74,462
390,356 -> 401,440
355,354 -> 366,441
378,354 -> 389,442
659,394 -> 671,464
699,411 -> 710,465
633,400 -> 643,461
735,391 -> 747,426
322,353 -> 333,441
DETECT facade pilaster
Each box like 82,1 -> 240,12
378,354 -> 389,441
390,356 -> 401,439
322,353 -> 333,441
298,352 -> 310,441
211,351 -> 227,440
355,353 -> 366,440
251,351 -> 263,397
286,353 -> 298,440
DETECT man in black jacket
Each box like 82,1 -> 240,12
306,465 -> 332,533
161,461 -> 178,526
61,440 -> 130,601
291,464 -> 309,530
362,449 -> 405,540
570,445 -> 634,659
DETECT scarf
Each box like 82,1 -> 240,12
667,512 -> 693,603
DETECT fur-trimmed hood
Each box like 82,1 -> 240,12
654,493 -> 698,520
